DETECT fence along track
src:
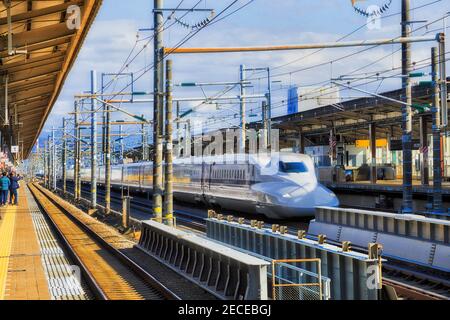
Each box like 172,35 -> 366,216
28,183 -> 178,300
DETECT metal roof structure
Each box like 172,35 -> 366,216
0,0 -> 102,159
257,83 -> 450,146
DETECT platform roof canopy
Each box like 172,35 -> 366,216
260,84 -> 450,147
0,0 -> 102,159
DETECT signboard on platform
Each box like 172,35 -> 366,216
11,146 -> 19,154
355,139 -> 387,148
389,139 -> 421,151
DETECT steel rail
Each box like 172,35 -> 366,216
29,183 -> 181,300
59,179 -> 450,300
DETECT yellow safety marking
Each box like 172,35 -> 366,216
154,207 -> 162,214
0,207 -> 16,300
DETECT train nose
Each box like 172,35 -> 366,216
313,185 -> 339,207
286,184 -> 339,208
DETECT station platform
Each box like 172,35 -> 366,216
0,187 -> 88,300
324,179 -> 450,196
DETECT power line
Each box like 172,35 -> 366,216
106,0 -> 244,103
254,0 -> 443,75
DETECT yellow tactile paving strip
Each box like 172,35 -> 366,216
0,188 -> 51,300
0,202 -> 16,299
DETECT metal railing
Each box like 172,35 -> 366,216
272,259 -> 323,301
217,243 -> 331,300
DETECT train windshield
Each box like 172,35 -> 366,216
279,161 -> 308,173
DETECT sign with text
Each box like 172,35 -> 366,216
355,139 -> 387,148
389,139 -> 421,151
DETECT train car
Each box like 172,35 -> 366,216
71,152 -> 339,218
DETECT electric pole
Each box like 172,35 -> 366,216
240,64 -> 246,153
74,101 -> 80,201
439,33 -> 448,128
401,0 -> 413,214
266,67 -> 273,147
90,70 -> 98,209
47,136 -> 51,189
44,140 -> 48,188
105,101 -> 111,215
62,119 -> 67,194
142,116 -> 148,161
52,127 -> 57,190
153,0 -> 164,222
164,59 -> 174,226
432,47 -> 443,212
262,100 -> 268,149
176,101 -> 181,151
119,124 -> 124,163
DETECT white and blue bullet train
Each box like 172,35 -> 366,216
69,152 -> 339,218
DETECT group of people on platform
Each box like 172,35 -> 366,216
0,171 -> 23,206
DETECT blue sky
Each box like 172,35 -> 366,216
39,0 -> 449,145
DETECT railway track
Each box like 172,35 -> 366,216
382,264 -> 450,300
59,181 -> 450,300
64,183 -> 211,232
28,183 -> 180,300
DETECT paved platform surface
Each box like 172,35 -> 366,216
324,179 -> 450,196
0,188 -> 50,300
0,187 -> 89,300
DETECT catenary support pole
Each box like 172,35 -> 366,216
105,101 -> 111,215
52,127 -> 56,190
142,116 -> 148,161
74,102 -> 79,200
240,64 -> 246,153
44,141 -> 48,188
262,101 -> 268,149
119,124 -> 124,163
176,101 -> 181,151
164,59 -> 174,226
77,125 -> 82,200
101,73 -> 106,166
153,0 -> 164,222
48,135 -> 52,189
438,33 -> 447,128
369,122 -> 377,184
432,47 -> 443,213
62,118 -> 67,194
419,116 -> 429,186
90,70 -> 97,209
266,68 -> 272,147
401,0 -> 413,213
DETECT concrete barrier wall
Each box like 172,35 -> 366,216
311,207 -> 450,272
316,207 -> 450,244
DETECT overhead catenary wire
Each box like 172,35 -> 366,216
203,52 -> 449,129
105,0 -> 243,102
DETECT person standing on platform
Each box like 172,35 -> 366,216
0,173 -> 3,207
9,172 -> 22,206
0,172 -> 10,206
